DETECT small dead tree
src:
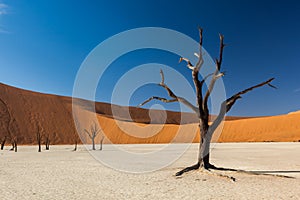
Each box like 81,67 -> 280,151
9,139 -> 15,151
99,135 -> 104,151
73,137 -> 78,151
84,122 -> 100,150
0,98 -> 19,152
0,98 -> 9,150
14,138 -> 17,152
44,134 -> 50,150
73,131 -> 81,151
0,98 -> 12,151
36,124 -> 42,152
10,136 -> 17,152
139,28 -> 275,177
1,136 -> 6,150
73,116 -> 81,151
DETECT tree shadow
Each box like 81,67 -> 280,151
210,165 -> 297,179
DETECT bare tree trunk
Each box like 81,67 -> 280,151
45,135 -> 50,150
92,137 -> 95,150
38,139 -> 41,152
99,136 -> 104,151
37,131 -> 42,152
74,139 -> 77,151
198,131 -> 212,169
14,140 -> 17,152
1,136 -> 6,150
10,141 -> 14,151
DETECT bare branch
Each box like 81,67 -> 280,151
178,28 -> 206,116
179,57 -> 194,70
268,83 -> 277,89
138,96 -> 177,107
194,27 -> 204,71
203,34 -> 226,110
200,73 -> 214,86
139,70 -> 199,115
84,129 -> 92,139
210,78 -> 275,132
216,34 -> 225,71
226,78 -> 275,113
160,69 -> 165,85
158,70 -> 177,98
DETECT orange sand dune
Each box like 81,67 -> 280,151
0,82 -> 299,144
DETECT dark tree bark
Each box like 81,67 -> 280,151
45,134 -> 50,150
84,121 -> 101,150
9,137 -> 17,152
73,117 -> 81,152
139,28 -> 276,176
37,125 -> 42,152
92,139 -> 95,150
99,136 -> 104,151
0,98 -> 20,153
73,139 -> 78,151
13,138 -> 17,152
10,140 -> 15,151
1,136 -> 6,150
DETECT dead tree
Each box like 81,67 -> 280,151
9,139 -> 15,151
0,98 -> 11,150
45,134 -> 50,150
99,135 -> 104,151
37,124 -> 42,152
73,117 -> 81,151
0,98 -> 19,152
9,137 -> 17,152
1,136 -> 6,150
84,122 -> 100,150
14,138 -> 17,152
10,137 -> 17,152
139,28 -> 275,177
73,137 -> 78,151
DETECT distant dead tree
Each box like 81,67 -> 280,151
1,136 -> 6,150
84,121 -> 101,150
73,136 -> 78,151
36,124 -> 42,152
10,136 -> 17,152
44,133 -> 50,150
13,137 -> 18,152
9,140 -> 15,151
99,135 -> 104,151
0,97 -> 19,152
139,28 -> 275,178
0,97 -> 11,150
73,116 -> 81,151
9,118 -> 20,152
73,132 -> 81,151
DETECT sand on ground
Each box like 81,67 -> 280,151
0,143 -> 299,199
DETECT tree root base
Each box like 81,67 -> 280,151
175,163 -> 294,182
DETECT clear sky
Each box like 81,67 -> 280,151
0,0 -> 299,116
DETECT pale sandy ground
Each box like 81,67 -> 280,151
0,143 -> 300,199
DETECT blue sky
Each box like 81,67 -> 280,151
0,0 -> 299,116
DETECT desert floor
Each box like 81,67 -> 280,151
0,143 -> 299,199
